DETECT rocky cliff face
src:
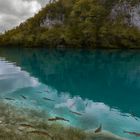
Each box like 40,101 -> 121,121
40,14 -> 64,28
40,1 -> 140,29
111,1 -> 140,29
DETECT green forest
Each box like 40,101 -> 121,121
0,0 -> 140,48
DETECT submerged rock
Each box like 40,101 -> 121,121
86,130 -> 128,140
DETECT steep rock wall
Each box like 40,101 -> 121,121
111,1 -> 140,29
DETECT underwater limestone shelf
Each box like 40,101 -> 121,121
0,102 -> 127,140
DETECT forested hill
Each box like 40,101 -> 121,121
0,0 -> 140,48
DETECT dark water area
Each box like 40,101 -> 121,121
0,47 -> 140,140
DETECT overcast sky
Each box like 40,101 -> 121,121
0,0 -> 49,32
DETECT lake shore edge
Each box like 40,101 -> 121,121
0,102 -> 127,140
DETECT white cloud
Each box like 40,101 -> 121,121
0,0 -> 48,32
0,58 -> 40,94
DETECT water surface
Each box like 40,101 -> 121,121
0,48 -> 140,140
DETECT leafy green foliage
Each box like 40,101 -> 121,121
0,0 -> 140,48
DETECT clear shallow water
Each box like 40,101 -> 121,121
0,48 -> 140,140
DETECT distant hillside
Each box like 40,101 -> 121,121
0,0 -> 140,48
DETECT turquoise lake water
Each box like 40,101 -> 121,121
0,48 -> 140,139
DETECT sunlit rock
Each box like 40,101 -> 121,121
86,130 -> 128,140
